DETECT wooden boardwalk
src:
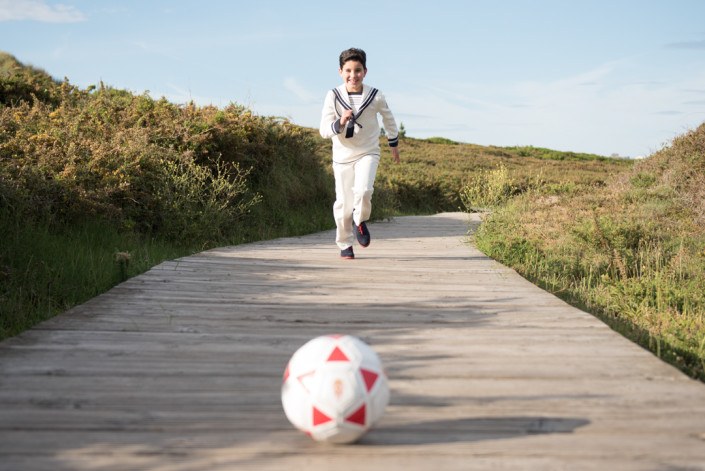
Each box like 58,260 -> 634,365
1,212 -> 705,470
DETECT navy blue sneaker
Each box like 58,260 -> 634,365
340,246 -> 355,259
353,220 -> 371,247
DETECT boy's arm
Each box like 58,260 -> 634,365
319,91 -> 343,139
390,146 -> 400,164
377,93 -> 400,162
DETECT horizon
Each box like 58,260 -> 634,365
1,0 -> 705,158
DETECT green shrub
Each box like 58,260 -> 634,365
460,163 -> 516,211
153,158 -> 260,244
0,52 -> 61,106
503,145 -> 612,162
425,137 -> 458,145
0,79 -> 331,245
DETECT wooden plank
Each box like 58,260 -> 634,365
1,213 -> 705,470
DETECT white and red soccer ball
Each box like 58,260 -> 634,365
281,334 -> 389,444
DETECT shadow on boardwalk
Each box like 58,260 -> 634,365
364,416 -> 591,445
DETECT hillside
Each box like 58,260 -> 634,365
375,136 -> 631,214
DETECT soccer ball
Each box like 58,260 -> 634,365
281,334 -> 389,444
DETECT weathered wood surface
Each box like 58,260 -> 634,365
1,212 -> 704,470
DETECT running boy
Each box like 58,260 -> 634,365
319,47 -> 400,259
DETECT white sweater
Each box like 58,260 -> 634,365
319,84 -> 399,164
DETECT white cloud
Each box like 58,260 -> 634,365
283,77 -> 317,104
0,0 -> 85,23
390,61 -> 705,157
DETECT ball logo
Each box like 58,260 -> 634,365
333,378 -> 344,399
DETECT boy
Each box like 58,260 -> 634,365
319,47 -> 400,259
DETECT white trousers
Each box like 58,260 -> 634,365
332,154 -> 380,249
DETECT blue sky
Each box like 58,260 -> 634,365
2,0 -> 704,157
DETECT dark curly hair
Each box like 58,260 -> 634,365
339,48 -> 367,69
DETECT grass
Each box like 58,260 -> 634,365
0,213 -> 189,338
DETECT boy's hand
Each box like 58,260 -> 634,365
391,147 -> 400,164
340,110 -> 354,126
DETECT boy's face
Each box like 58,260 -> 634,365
339,60 -> 366,93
